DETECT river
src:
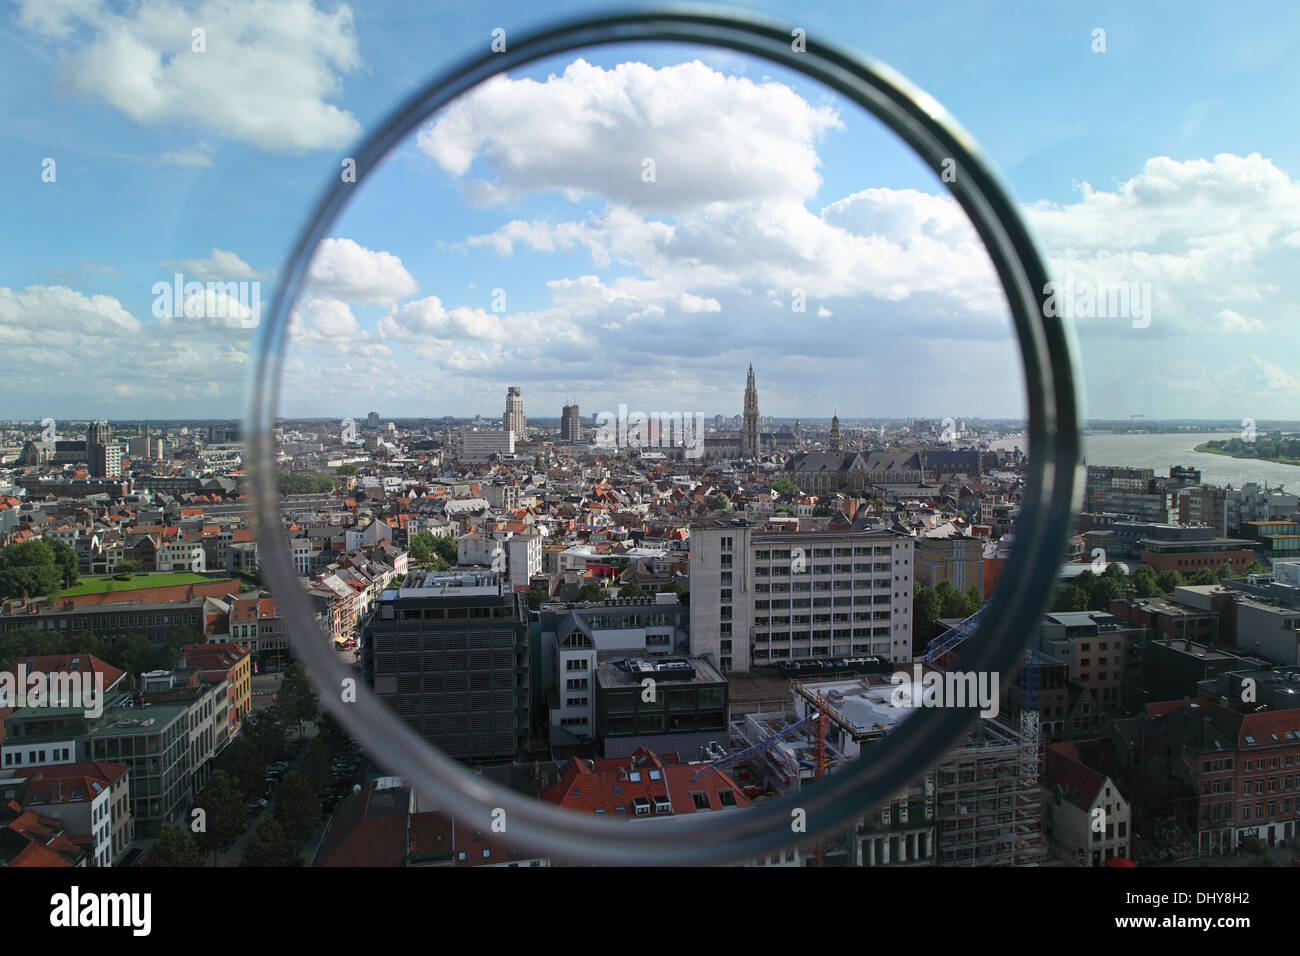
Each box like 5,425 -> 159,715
990,432 -> 1300,489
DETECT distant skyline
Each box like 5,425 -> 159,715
3,1 -> 1299,420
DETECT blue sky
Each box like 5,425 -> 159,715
2,0 -> 1299,423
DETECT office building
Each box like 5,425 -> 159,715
561,403 -> 582,442
504,386 -> 526,438
690,515 -> 914,672
363,570 -> 530,765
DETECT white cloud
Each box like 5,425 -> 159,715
304,238 -> 418,305
164,247 -> 266,281
419,59 -> 842,211
0,285 -> 141,341
18,0 -> 362,152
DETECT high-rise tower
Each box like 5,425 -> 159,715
87,420 -> 120,478
742,365 -> 760,458
87,420 -> 110,447
504,386 -> 526,439
561,402 -> 581,442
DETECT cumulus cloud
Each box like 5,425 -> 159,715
0,282 -> 257,416
0,285 -> 141,342
1025,153 -> 1300,338
418,59 -> 842,211
17,0 -> 362,152
164,247 -> 266,281
304,238 -> 418,305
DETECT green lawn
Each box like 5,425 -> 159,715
56,572 -> 213,597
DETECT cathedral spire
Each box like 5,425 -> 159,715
742,365 -> 759,458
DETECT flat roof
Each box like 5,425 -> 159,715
595,657 -> 725,688
797,677 -> 913,735
84,703 -> 189,736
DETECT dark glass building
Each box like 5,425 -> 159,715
362,571 -> 529,764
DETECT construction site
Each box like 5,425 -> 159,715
695,623 -> 1046,865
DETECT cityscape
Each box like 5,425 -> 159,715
2,1 -> 1296,939
3,377 -> 1300,870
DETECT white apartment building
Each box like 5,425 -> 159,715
508,535 -> 541,591
1225,483 -> 1300,535
1043,744 -> 1132,866
458,429 -> 515,463
689,517 -> 914,673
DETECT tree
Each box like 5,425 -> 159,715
48,539 -> 79,589
1053,584 -> 1089,612
526,588 -> 549,610
0,539 -> 64,600
430,534 -> 458,565
240,817 -> 302,867
1216,562 -> 1234,581
218,737 -> 269,800
278,471 -> 334,495
1101,561 -> 1128,582
576,582 -> 605,603
618,583 -> 646,599
148,824 -> 204,867
913,585 -> 940,646
1130,566 -> 1161,599
117,559 -> 141,575
1189,567 -> 1219,586
274,771 -> 321,844
279,662 -> 320,736
336,464 -> 358,476
302,740 -> 334,793
770,478 -> 798,497
408,532 -> 434,565
1089,575 -> 1125,611
315,710 -> 349,756
707,493 -> 732,511
1155,569 -> 1186,594
246,702 -> 289,762
935,579 -> 974,619
191,770 -> 247,866
1243,561 -> 1268,577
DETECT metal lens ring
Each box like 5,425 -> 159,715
248,9 -> 1079,866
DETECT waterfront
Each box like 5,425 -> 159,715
993,432 -> 1300,489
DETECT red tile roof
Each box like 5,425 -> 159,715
541,747 -> 752,817
1044,742 -> 1107,809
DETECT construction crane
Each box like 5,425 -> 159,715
688,708 -> 821,782
921,602 -> 988,664
812,689 -> 829,868
690,691 -> 835,866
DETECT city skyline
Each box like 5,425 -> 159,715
4,2 -> 1299,421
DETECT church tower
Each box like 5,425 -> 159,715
828,412 -> 842,451
742,365 -> 760,458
